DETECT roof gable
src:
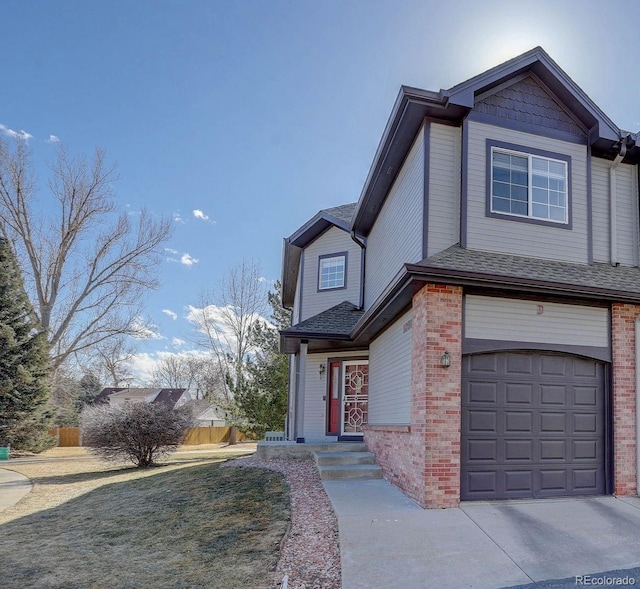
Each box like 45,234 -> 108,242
446,46 -> 619,143
282,203 -> 357,308
351,47 -> 630,236
475,75 -> 584,138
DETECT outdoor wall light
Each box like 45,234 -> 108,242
319,363 -> 326,377
440,351 -> 451,368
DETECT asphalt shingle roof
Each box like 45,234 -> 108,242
282,301 -> 365,338
321,203 -> 357,225
413,245 -> 640,297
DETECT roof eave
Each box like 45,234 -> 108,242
351,86 -> 454,235
405,263 -> 640,304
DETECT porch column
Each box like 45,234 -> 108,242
295,341 -> 308,443
612,304 -> 638,496
286,355 -> 297,440
412,284 -> 463,508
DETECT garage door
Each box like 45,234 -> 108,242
461,351 -> 606,500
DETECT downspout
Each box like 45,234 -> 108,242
636,317 -> 640,495
350,231 -> 366,309
610,143 -> 627,266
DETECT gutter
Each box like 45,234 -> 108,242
404,263 -> 640,305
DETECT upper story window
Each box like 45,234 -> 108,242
487,140 -> 571,227
318,252 -> 347,291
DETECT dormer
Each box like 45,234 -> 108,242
282,203 -> 363,326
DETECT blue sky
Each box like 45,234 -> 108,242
2,0 -> 640,383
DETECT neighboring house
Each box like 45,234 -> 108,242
188,399 -> 227,427
95,387 -> 190,408
279,47 -> 640,509
94,388 -> 225,426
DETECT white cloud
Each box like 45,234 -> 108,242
130,317 -> 165,340
173,212 -> 185,224
186,304 -> 272,356
164,247 -> 179,255
47,134 -> 60,143
0,123 -> 32,141
180,253 -> 198,266
172,337 -> 186,347
162,309 -> 178,320
127,349 -> 213,386
192,209 -> 209,221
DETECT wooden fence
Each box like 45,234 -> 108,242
48,426 -> 243,447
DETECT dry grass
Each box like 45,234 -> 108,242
0,444 -> 288,589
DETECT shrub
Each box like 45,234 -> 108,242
81,402 -> 194,467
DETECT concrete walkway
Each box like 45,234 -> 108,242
0,467 -> 32,512
322,479 -> 640,589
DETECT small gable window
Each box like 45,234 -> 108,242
489,143 -> 570,226
318,253 -> 347,291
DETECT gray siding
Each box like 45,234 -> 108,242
365,125 -> 424,308
615,163 -> 638,266
591,157 -> 610,263
300,226 -> 361,322
465,295 -> 609,348
590,158 -> 637,266
427,123 -> 461,257
466,121 -> 588,263
368,309 -> 412,425
303,351 -> 368,443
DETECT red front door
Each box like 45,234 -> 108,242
327,362 -> 341,435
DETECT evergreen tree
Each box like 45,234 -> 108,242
0,237 -> 52,450
77,372 -> 103,409
235,281 -> 290,438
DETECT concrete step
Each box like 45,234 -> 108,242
315,451 -> 376,466
318,463 -> 383,480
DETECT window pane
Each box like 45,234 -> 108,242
493,152 -> 511,167
491,149 -> 567,224
511,185 -> 528,201
549,160 -> 565,177
532,203 -> 548,218
319,256 -> 345,289
532,157 -> 547,172
493,181 -> 510,197
511,201 -> 527,216
511,170 -> 528,186
532,174 -> 548,188
510,155 -> 528,171
492,197 -> 511,212
549,206 -> 566,222
549,177 -> 564,191
532,188 -> 548,204
493,167 -> 510,183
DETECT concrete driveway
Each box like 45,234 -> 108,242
322,479 -> 640,589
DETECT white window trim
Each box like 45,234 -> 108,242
318,254 -> 346,291
490,146 -> 568,224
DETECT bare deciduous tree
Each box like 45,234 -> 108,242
152,355 -> 196,389
0,138 -> 171,370
189,260 -> 267,442
152,354 -> 225,398
190,260 -> 267,401
92,335 -> 136,387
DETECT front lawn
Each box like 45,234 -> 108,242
0,448 -> 289,588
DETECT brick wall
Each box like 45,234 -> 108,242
364,426 -> 424,501
366,283 -> 463,509
611,303 -> 639,496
